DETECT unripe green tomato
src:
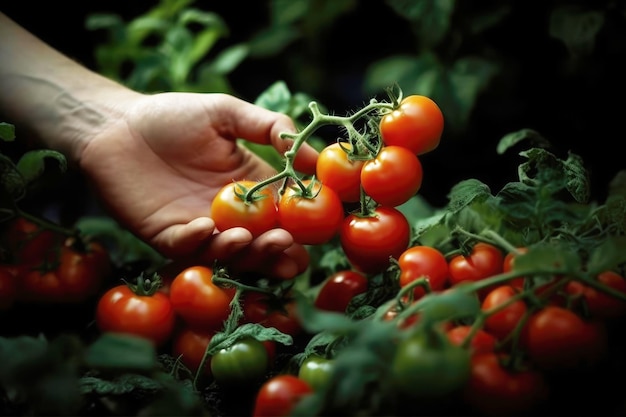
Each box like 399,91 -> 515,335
210,337 -> 269,386
297,354 -> 334,391
391,330 -> 471,398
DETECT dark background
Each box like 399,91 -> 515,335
2,1 -> 625,209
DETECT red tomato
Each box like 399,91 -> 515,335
314,270 -> 368,313
252,374 -> 313,417
277,179 -> 344,245
565,270 -> 626,319
241,291 -> 302,337
463,352 -> 549,416
522,305 -> 608,372
340,206 -> 410,274
96,281 -> 176,347
169,266 -> 235,331
1,216 -> 63,265
315,142 -> 365,203
397,245 -> 449,299
172,327 -> 215,377
360,145 -> 423,207
20,238 -> 111,303
481,285 -> 527,341
446,325 -> 497,356
502,247 -> 528,289
211,180 -> 278,238
379,95 -> 444,155
0,266 -> 18,310
448,242 -> 504,297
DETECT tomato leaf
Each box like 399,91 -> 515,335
586,236 -> 626,275
84,333 -> 158,373
16,149 -> 67,185
0,122 -> 15,141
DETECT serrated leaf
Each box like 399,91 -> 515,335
446,178 -> 492,213
563,151 -> 590,203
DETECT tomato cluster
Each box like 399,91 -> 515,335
0,216 -> 112,309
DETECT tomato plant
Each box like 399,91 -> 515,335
297,354 -> 334,392
446,325 -> 497,356
502,247 -> 528,289
379,95 -> 444,155
211,180 -> 278,238
96,276 -> 176,347
20,237 -> 111,303
277,179 -> 344,245
522,305 -> 608,372
340,206 -> 410,274
252,374 -> 313,417
390,328 -> 471,398
169,265 -> 235,331
397,245 -> 449,300
314,270 -> 368,313
481,285 -> 528,341
315,141 -> 365,203
462,352 -> 549,416
210,337 -> 271,386
172,327 -> 215,377
448,242 -> 504,297
241,291 -> 302,337
360,145 -> 423,207
565,270 -> 626,320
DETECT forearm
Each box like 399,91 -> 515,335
0,12 -> 139,164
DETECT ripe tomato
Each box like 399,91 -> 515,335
502,247 -> 528,289
96,280 -> 176,347
340,206 -> 410,274
252,374 -> 313,417
446,325 -> 497,356
397,245 -> 449,300
20,238 -> 111,303
522,305 -> 608,372
1,216 -> 63,265
315,142 -> 365,203
391,329 -> 471,398
481,285 -> 528,341
448,242 -> 504,297
240,291 -> 302,337
211,180 -> 278,238
360,145 -> 423,207
314,270 -> 368,313
210,337 -> 271,386
463,352 -> 549,416
277,179 -> 344,245
0,266 -> 18,310
169,266 -> 235,331
565,270 -> 626,320
172,327 -> 215,377
379,95 -> 444,155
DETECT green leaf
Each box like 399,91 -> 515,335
80,374 -> 161,396
586,236 -> 626,275
84,333 -> 158,373
0,122 -> 16,141
412,286 -> 481,322
496,128 -> 551,154
385,0 -> 455,47
549,6 -> 605,59
248,25 -> 301,58
446,178 -> 492,213
207,43 -> 250,75
16,150 -> 67,185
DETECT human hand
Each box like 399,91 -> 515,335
78,92 -> 319,279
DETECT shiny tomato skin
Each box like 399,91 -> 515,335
314,270 -> 368,313
463,352 -> 549,416
315,142 -> 365,203
96,284 -> 176,347
446,325 -> 497,356
252,374 -> 313,417
379,95 -> 444,155
241,291 -> 302,337
210,337 -> 271,386
172,327 -> 215,377
169,266 -> 235,331
481,285 -> 528,341
340,206 -> 410,274
277,180 -> 344,245
522,305 -> 608,372
360,145 -> 423,207
449,242 -> 504,298
397,245 -> 449,299
565,270 -> 626,320
211,180 -> 278,238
